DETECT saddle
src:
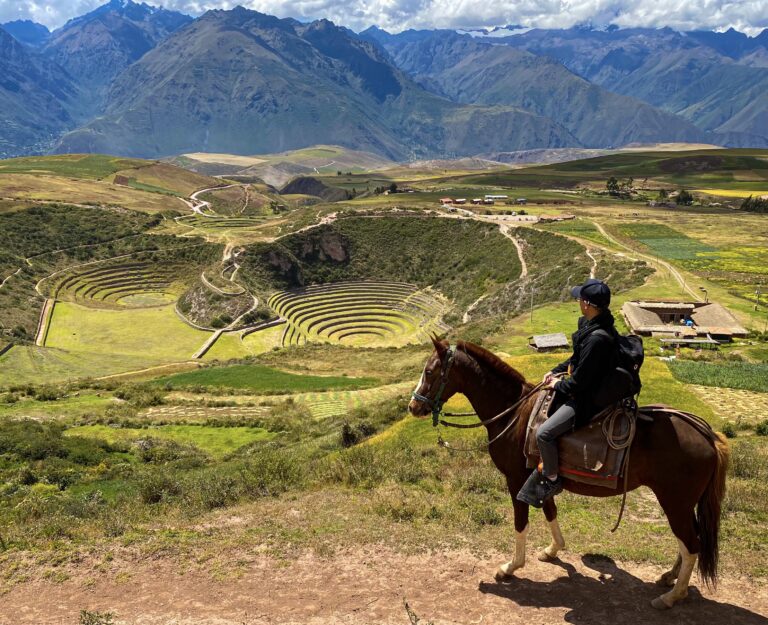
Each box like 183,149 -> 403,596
524,390 -> 636,489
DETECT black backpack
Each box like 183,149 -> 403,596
594,332 -> 644,407
616,333 -> 644,395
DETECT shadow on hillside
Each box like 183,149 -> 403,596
478,554 -> 768,624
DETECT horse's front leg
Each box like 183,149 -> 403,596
539,499 -> 566,562
495,488 -> 529,581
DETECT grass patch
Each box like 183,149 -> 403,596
65,424 -> 272,458
46,302 -> 209,361
152,364 -> 378,393
669,360 -> 768,393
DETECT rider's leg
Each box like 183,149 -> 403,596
536,401 -> 577,480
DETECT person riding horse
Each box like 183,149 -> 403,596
517,278 -> 617,507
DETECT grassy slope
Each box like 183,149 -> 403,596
0,154 -> 146,179
241,215 -> 522,315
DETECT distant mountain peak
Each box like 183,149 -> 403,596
1,19 -> 51,46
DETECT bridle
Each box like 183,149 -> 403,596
411,344 -> 457,427
411,344 -> 544,450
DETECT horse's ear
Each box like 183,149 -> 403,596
430,333 -> 447,357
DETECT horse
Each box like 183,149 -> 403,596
408,336 -> 729,610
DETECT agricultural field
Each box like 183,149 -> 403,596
151,363 -> 377,393
1,147 -> 768,621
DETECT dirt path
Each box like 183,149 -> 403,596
4,547 -> 765,625
499,225 -> 528,278
0,267 -> 21,289
34,298 -> 55,346
585,248 -> 597,278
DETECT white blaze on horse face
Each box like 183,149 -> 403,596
413,365 -> 427,396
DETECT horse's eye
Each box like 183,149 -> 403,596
425,369 -> 433,376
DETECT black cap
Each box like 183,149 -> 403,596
570,279 -> 611,308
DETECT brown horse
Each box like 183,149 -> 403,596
408,337 -> 729,610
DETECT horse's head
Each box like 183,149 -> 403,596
408,335 -> 461,420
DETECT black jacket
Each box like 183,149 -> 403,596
552,310 -> 617,425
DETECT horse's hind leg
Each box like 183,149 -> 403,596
652,540 -> 697,610
656,553 -> 682,587
652,497 -> 700,609
538,499 -> 565,562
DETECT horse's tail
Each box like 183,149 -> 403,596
697,431 -> 729,587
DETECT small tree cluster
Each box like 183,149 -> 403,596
741,195 -> 768,213
606,176 -> 634,198
676,189 -> 694,206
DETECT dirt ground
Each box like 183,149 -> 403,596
4,546 -> 767,625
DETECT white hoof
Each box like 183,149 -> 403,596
651,590 -> 686,610
537,549 -> 557,562
495,563 -> 521,581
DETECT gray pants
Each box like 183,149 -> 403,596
536,401 -> 577,476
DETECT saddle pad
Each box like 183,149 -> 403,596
524,392 -> 631,489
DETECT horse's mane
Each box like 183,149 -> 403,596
457,340 -> 527,387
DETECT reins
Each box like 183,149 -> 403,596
437,383 -> 542,453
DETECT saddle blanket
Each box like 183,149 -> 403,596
524,390 -> 633,488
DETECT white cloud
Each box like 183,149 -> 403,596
0,0 -> 766,35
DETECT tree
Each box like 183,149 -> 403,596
606,177 -> 620,196
741,195 -> 768,213
389,182 -> 398,194
676,189 -> 694,206
656,189 -> 669,201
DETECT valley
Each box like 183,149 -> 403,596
0,143 -> 767,623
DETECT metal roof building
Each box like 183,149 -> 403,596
529,332 -> 570,351
622,300 -> 748,339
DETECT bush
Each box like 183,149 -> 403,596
133,438 -> 207,466
755,420 -> 768,436
721,422 -> 737,438
136,471 -> 182,504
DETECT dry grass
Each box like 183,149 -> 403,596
0,174 -> 182,212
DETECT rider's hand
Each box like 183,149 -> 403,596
542,371 -> 554,385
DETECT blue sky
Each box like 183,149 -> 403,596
2,0 -> 767,34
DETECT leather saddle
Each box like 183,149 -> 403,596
524,390 -> 635,489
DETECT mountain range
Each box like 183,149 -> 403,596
1,1 -> 768,159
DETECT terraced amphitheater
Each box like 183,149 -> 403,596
44,260 -> 186,308
177,215 -> 270,230
269,281 -> 449,347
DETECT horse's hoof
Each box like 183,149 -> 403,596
538,550 -> 557,562
655,573 -> 676,587
651,596 -> 673,610
495,567 -> 516,582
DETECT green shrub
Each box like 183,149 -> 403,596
136,471 -> 182,504
755,420 -> 768,436
721,422 -> 737,439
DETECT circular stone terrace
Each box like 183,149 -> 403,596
268,280 -> 449,347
